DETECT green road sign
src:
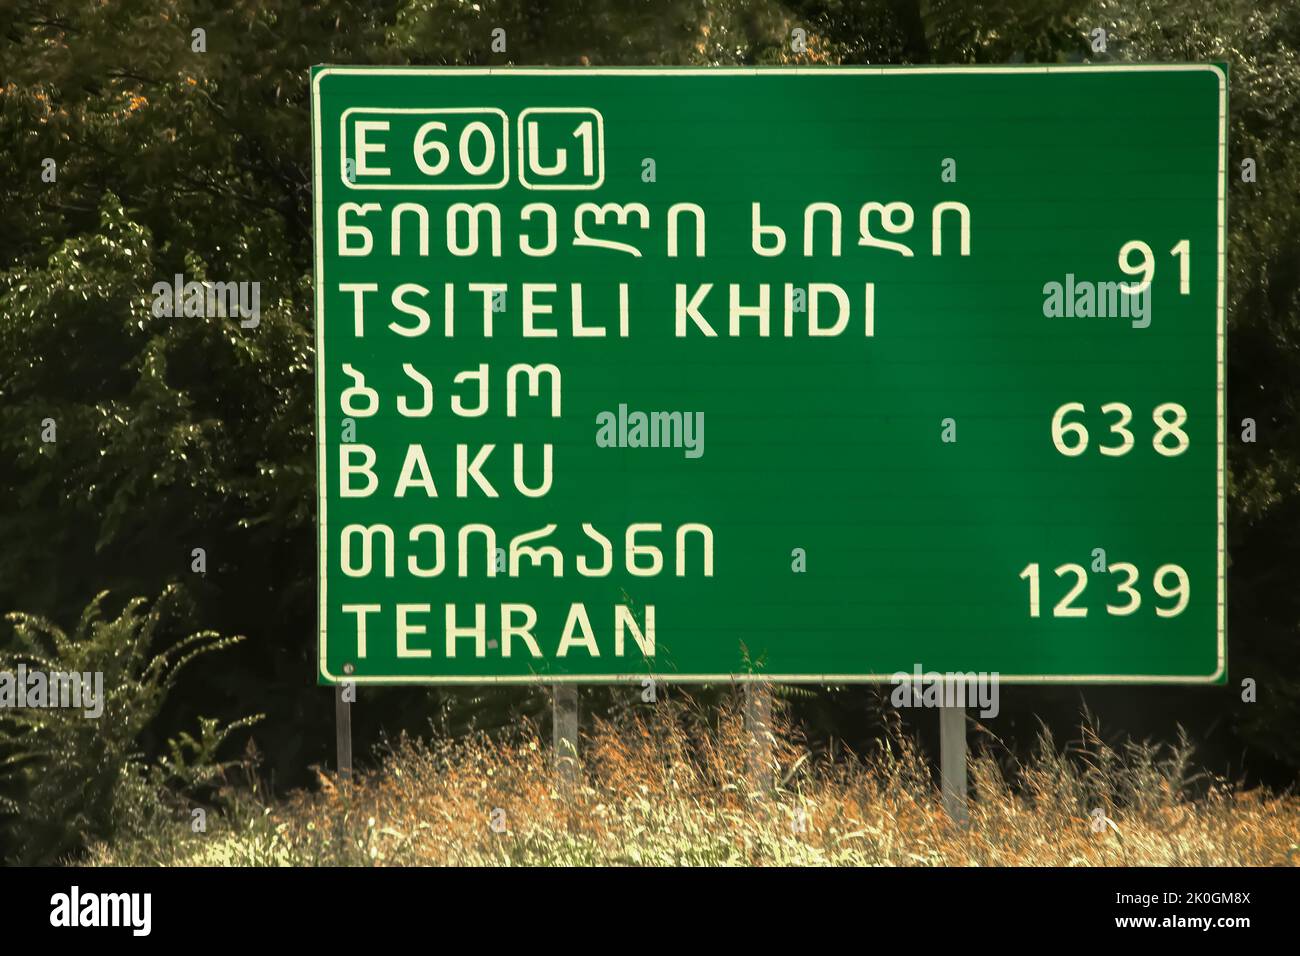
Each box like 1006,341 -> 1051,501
312,65 -> 1226,685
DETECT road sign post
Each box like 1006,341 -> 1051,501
335,684 -> 352,780
940,705 -> 968,825
311,65 -> 1226,689
744,681 -> 774,796
553,683 -> 579,790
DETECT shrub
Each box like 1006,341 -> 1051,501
0,586 -> 257,864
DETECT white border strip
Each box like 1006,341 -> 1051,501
311,64 -> 1228,685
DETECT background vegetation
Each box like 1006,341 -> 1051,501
91,699 -> 1300,866
1,0 -> 1297,863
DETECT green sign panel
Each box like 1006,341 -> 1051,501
312,65 -> 1226,685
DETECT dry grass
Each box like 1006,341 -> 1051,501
88,697 -> 1300,866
